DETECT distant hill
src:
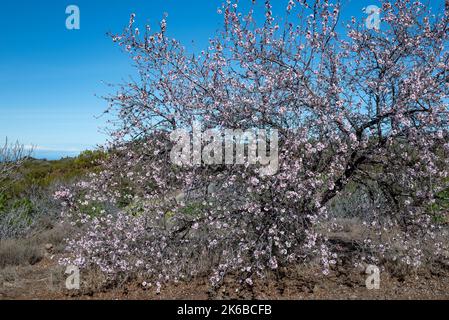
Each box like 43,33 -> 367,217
31,150 -> 81,161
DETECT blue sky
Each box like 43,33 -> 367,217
0,0 -> 444,159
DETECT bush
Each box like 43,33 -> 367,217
0,206 -> 34,240
0,149 -> 105,241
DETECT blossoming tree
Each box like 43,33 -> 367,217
61,0 -> 449,288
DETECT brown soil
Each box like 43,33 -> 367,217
1,255 -> 449,300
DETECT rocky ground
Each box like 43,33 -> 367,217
1,252 -> 449,300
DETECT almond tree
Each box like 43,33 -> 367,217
62,0 -> 449,287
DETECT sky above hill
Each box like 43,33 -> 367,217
0,0 -> 445,159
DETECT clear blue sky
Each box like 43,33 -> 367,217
0,0 -> 444,159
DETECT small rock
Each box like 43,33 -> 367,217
45,243 -> 53,251
302,285 -> 312,293
3,282 -> 17,288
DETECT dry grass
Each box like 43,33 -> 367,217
0,239 -> 43,268
0,221 -> 71,269
29,223 -> 70,254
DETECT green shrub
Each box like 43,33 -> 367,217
0,193 -> 8,212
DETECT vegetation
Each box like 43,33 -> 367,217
0,149 -> 105,240
1,0 -> 449,299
